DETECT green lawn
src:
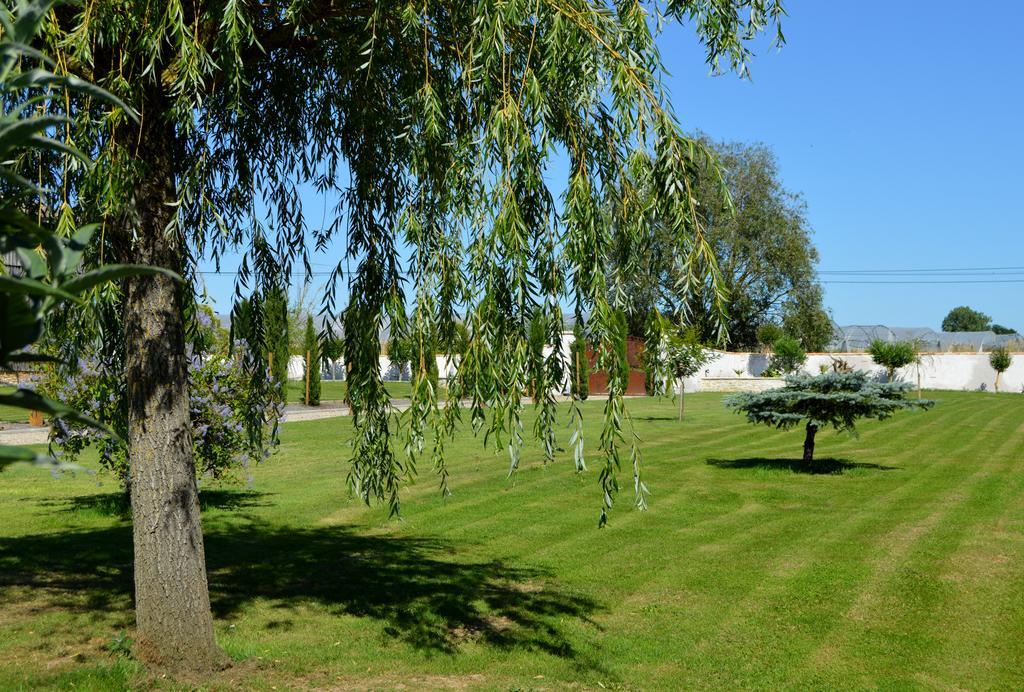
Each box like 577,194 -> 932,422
0,387 -> 29,424
285,379 -> 420,403
1,391 -> 1023,689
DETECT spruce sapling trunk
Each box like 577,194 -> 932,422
802,422 -> 818,464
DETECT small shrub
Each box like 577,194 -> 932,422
868,339 -> 917,382
829,356 -> 853,373
106,632 -> 134,658
51,349 -> 281,490
768,336 -> 805,375
756,323 -> 783,351
989,346 -> 1012,392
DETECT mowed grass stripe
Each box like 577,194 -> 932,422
785,396 -> 1024,687
2,392 -> 1023,689
649,396 -> 1011,686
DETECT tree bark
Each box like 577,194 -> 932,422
678,378 -> 685,422
122,94 -> 227,674
802,422 -> 817,464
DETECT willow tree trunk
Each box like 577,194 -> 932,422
802,422 -> 818,464
678,379 -> 685,422
122,93 -> 226,674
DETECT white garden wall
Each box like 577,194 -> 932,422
287,354 -> 457,382
290,341 -> 1024,395
684,351 -> 1024,394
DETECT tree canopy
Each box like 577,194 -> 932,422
725,372 -> 934,463
17,0 -> 788,674
989,347 -> 1012,392
868,339 -> 917,382
942,306 -> 991,332
766,334 -> 805,375
608,135 -> 829,349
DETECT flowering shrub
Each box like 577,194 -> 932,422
50,346 -> 282,488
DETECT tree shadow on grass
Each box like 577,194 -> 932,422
30,489 -> 274,519
706,457 -> 899,475
0,519 -> 601,665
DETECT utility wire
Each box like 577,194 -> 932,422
823,279 -> 1024,285
820,265 -> 1024,274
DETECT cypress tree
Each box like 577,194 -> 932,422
263,287 -> 290,402
569,323 -> 590,401
303,315 -> 321,405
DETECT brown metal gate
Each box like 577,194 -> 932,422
587,337 -> 647,396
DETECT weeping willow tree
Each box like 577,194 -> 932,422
22,0 -> 784,674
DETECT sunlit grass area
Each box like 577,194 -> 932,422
1,391 -> 1022,689
284,379 -> 421,403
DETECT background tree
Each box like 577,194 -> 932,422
445,321 -> 471,356
726,372 -> 934,463
322,335 -> 344,362
780,284 -> 833,351
388,328 -> 439,387
868,339 -> 918,382
31,0 -> 785,674
263,287 -> 290,401
664,330 -> 717,422
756,323 -> 783,353
569,323 -> 590,401
527,314 -> 547,401
989,347 -> 1012,392
609,136 -> 827,348
942,306 -> 991,332
229,297 -> 255,351
767,335 -> 805,376
303,315 -> 321,406
286,284 -> 316,356
991,324 -> 1018,336
194,304 -> 229,355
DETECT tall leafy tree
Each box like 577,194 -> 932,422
303,314 -> 321,405
32,0 -> 785,674
942,306 -> 991,332
609,135 -> 827,348
569,322 -> 590,400
264,286 -> 290,399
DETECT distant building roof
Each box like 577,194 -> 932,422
829,324 -> 1022,352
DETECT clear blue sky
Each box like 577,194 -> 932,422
200,0 -> 1023,333
658,0 -> 1023,331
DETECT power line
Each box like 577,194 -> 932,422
820,265 -> 1024,275
823,279 -> 1024,285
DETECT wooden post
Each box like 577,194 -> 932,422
305,349 -> 311,405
